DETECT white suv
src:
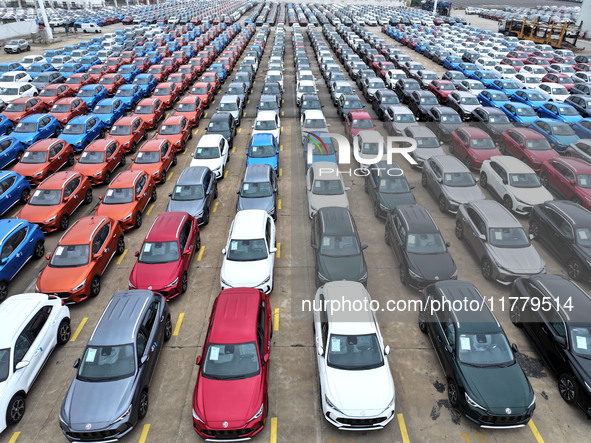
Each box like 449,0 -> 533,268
252,110 -> 281,142
190,134 -> 229,179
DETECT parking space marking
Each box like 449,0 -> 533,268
528,420 -> 544,443
397,413 -> 410,443
9,209 -> 19,218
146,203 -> 155,216
281,111 -> 284,116
273,308 -> 279,331
279,144 -> 283,151
167,171 -> 173,181
278,199 -> 282,210
276,243 -> 281,258
70,317 -> 88,342
211,99 -> 215,104
270,417 -> 277,443
138,423 -> 150,443
280,126 -> 283,133
8,431 -> 20,443
173,313 -> 184,336
224,170 -> 228,179
231,146 -> 236,153
238,127 -> 242,133
242,112 -> 246,117
281,99 -> 284,104
197,246 -> 205,261
116,249 -> 128,265
247,99 -> 250,104
278,168 -> 282,177
213,202 -> 219,213
204,112 -> 208,119
35,259 -> 45,269
195,128 -> 199,134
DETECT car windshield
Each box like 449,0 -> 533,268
469,138 -> 495,149
569,325 -> 591,358
250,144 -> 275,158
552,86 -> 569,94
352,118 -> 373,128
78,344 -> 135,381
523,77 -> 540,84
439,83 -> 456,90
49,244 -> 89,267
577,174 -> 591,188
119,67 -> 132,73
5,103 -> 25,112
79,150 -> 105,164
177,103 -> 195,112
305,119 -> 326,129
299,85 -> 315,92
135,105 -> 153,114
255,120 -> 277,130
0,87 -> 19,95
406,232 -> 446,254
134,77 -> 150,85
226,238 -> 268,261
444,172 -> 476,187
139,240 -> 179,264
557,77 -> 572,85
312,179 -> 343,195
509,173 -> 541,188
560,107 -> 579,116
153,87 -> 169,96
27,66 -> 42,73
491,93 -> 508,101
524,138 -> 552,150
20,150 -> 47,163
457,332 -> 514,367
259,101 -> 278,110
103,187 -> 133,204
326,334 -> 384,370
135,150 -> 160,163
319,234 -> 361,257
516,107 -> 537,116
172,184 -> 204,201
551,124 -> 575,136
59,66 -> 75,73
361,142 -> 380,155
94,104 -> 113,114
227,87 -> 244,95
460,96 -> 479,105
159,124 -> 180,135
100,77 -> 115,85
192,86 -> 207,94
116,89 -> 134,97
63,124 -> 85,134
416,137 -> 440,148
208,121 -> 229,132
202,342 -> 260,380
394,113 -> 415,123
110,123 -> 132,136
40,89 -> 58,97
488,227 -> 530,248
77,89 -> 95,97
219,102 -> 237,111
0,348 -> 8,383
420,96 -> 438,105
66,77 -> 83,84
240,182 -> 273,198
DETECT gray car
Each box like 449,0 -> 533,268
236,164 -> 278,220
306,162 -> 350,218
384,105 -> 419,136
365,160 -> 416,218
455,200 -> 546,284
166,166 -> 217,226
4,39 -> 29,54
361,76 -> 385,102
564,139 -> 591,164
404,126 -> 445,168
217,95 -> 242,127
422,155 -> 485,214
447,91 -> 481,120
59,290 -> 172,442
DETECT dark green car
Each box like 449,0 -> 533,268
418,280 -> 536,427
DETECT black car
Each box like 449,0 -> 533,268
529,200 -> 591,281
337,93 -> 364,118
262,81 -> 282,102
442,70 -> 466,86
571,82 -> 591,96
426,107 -> 463,142
311,207 -> 368,287
414,70 -> 439,89
386,205 -> 456,288
408,90 -> 439,121
365,160 -> 416,218
394,78 -> 421,104
372,89 -> 400,120
565,95 -> 591,118
471,106 -> 514,141
510,274 -> 591,417
206,112 -> 235,147
299,93 -> 322,116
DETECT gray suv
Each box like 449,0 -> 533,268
166,166 -> 217,225
4,39 -> 29,54
236,164 -> 278,220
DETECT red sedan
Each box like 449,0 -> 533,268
168,72 -> 190,92
50,97 -> 87,126
344,110 -> 375,143
148,65 -> 169,82
2,97 -> 47,123
175,96 -> 204,127
86,64 -> 110,83
73,139 -> 126,185
540,157 -> 591,209
542,73 -> 575,90
200,72 -> 221,92
152,82 -> 180,108
450,127 -> 501,170
65,73 -> 94,93
155,115 -> 192,151
98,73 -> 126,95
107,115 -> 146,153
12,138 -> 75,185
38,84 -> 74,107
499,128 -> 559,171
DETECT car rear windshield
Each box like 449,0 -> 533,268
394,113 -> 415,123
227,238 -> 268,261
352,118 -> 373,128
457,332 -> 514,367
78,344 -> 135,381
551,124 -> 575,136
172,184 -> 204,200
240,182 -> 272,198
135,150 -> 160,163
77,89 -> 95,97
488,227 -> 530,248
312,179 -> 343,195
327,334 -> 384,370
202,342 -> 260,380
103,187 -> 133,204
139,240 -> 179,264
255,120 -> 277,131
40,89 -> 57,97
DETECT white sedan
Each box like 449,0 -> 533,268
252,110 -> 281,142
307,162 -> 350,218
0,82 -> 37,103
0,71 -> 31,83
0,293 -> 70,433
190,134 -> 229,179
536,83 -> 570,102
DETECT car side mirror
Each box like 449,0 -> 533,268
437,177 -> 443,184
511,343 -> 519,353
73,358 -> 80,369
344,186 -> 351,191
529,234 -> 535,241
270,247 -> 278,253
263,353 -> 270,363
570,179 -> 576,185
384,345 -> 390,355
140,355 -> 148,365
317,346 -> 324,356
478,233 -> 486,241
15,360 -> 29,370
195,355 -> 202,365
98,195 -> 103,201
221,248 -> 226,255
134,251 -> 140,257
361,244 -> 368,250
445,242 -> 451,247
502,178 -> 508,185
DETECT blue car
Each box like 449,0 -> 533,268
43,49 -> 63,59
0,171 -> 30,216
528,118 -> 580,153
59,62 -> 85,78
472,70 -> 500,88
133,73 -> 158,97
115,84 -> 143,110
246,133 -> 279,171
77,84 -> 108,110
78,55 -> 101,70
180,45 -> 195,58
11,114 -> 60,146
536,102 -> 583,124
208,64 -> 227,82
510,89 -> 550,109
26,62 -> 56,79
0,115 -> 14,136
458,63 -> 479,78
60,115 -> 105,152
0,218 -> 45,301
500,103 -> 539,126
62,45 -> 76,55
572,119 -> 591,139
0,136 -> 27,168
118,64 -> 141,83
0,62 -> 24,73
489,79 -> 523,96
477,89 -> 511,108
145,51 -> 163,65
92,98 -> 125,128
303,134 -> 338,169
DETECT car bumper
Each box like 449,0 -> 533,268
323,407 -> 396,431
193,418 -> 265,441
220,280 -> 272,294
494,267 -> 546,286
61,420 -> 134,442
463,404 -> 534,428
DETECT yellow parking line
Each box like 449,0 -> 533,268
138,424 -> 150,443
116,249 -> 128,265
276,242 -> 281,258
70,317 -> 88,342
213,201 -> 219,213
247,99 -> 250,104
204,112 -> 208,118
238,127 -> 242,133
280,126 -> 283,133
167,171 -> 173,180
529,420 -> 544,443
195,128 -> 199,134
146,203 -> 155,215
224,170 -> 228,179
279,145 -> 283,151
397,413 -> 410,443
278,199 -> 282,210
278,168 -> 282,177
9,209 -> 19,218
242,112 -> 246,117
8,432 -> 20,443
281,111 -> 284,116
197,246 -> 205,261
173,313 -> 184,336
273,308 -> 279,331
212,99 -> 215,104
270,417 -> 277,443
231,146 -> 236,153
281,99 -> 284,103
253,81 -> 256,85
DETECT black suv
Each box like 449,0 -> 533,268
206,112 -> 235,147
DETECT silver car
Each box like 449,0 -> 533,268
455,200 -> 546,284
422,155 -> 485,214
447,91 -> 481,120
306,162 -> 350,218
564,139 -> 591,165
4,39 -> 29,54
384,105 -> 419,136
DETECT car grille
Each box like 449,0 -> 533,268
475,413 -> 528,426
201,428 -> 253,438
66,429 -> 119,441
336,417 -> 387,427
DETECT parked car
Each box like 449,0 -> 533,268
166,166 -> 217,225
236,164 -> 278,220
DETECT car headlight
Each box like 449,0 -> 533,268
528,394 -> 536,408
193,408 -> 204,423
164,277 -> 179,289
220,277 -> 231,287
408,268 -> 421,279
94,171 -> 103,176
111,404 -> 132,425
44,215 -> 57,223
71,279 -> 87,292
33,171 -> 43,177
246,403 -> 264,423
152,171 -> 159,176
59,410 -> 68,426
358,271 -> 368,282
129,280 -> 136,289
317,271 -> 329,282
122,212 -> 133,221
325,395 -> 342,413
451,268 -> 458,279
258,276 -> 271,286
465,392 -> 487,411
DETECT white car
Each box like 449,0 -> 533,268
265,70 -> 283,90
220,209 -> 276,294
190,134 -> 229,179
296,80 -> 317,106
515,74 -> 541,89
252,110 -> 281,142
0,71 -> 31,83
0,82 -> 37,103
48,55 -> 73,69
19,55 -> 45,69
521,65 -> 548,79
572,72 -> 591,84
475,57 -> 497,72
536,82 -> 570,102
480,156 -> 553,215
242,56 -> 259,73
296,69 -> 314,83
313,281 -> 395,431
306,162 -> 350,218
493,65 -> 519,79
384,69 -> 406,89
0,293 -> 70,433
300,109 -> 329,135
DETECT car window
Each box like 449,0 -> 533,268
467,207 -> 486,235
257,300 -> 266,357
136,330 -> 148,358
265,218 -> 272,250
106,143 -> 116,158
135,174 -> 146,195
160,141 -> 168,157
444,322 -> 456,350
92,223 -> 111,255
179,220 -> 191,251
64,177 -> 81,198
544,308 -> 567,338
13,333 -> 32,369
1,227 -> 27,259
27,305 -> 52,340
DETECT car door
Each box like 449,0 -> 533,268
136,173 -> 150,212
257,295 -> 271,384
266,216 -> 276,275
203,170 -> 214,211
390,213 -> 406,265
532,306 -> 568,375
63,176 -> 82,214
1,225 -> 29,280
427,159 -> 443,195
366,166 -> 379,205
91,221 -> 115,275
463,207 -> 486,255
136,300 -> 161,386
487,161 -> 507,197
455,130 -> 468,159
542,208 -> 574,262
315,293 -> 329,395
161,141 -> 171,172
552,162 -> 575,198
105,141 -> 118,171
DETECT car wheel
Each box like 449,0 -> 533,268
464,156 -> 472,170
448,143 -> 454,154
385,228 -> 391,246
448,380 -> 459,409
529,221 -> 540,240
213,183 -> 218,199
104,171 -> 112,184
502,195 -> 513,211
418,310 -> 427,334
20,187 -> 30,204
33,240 -> 45,259
67,153 -> 75,166
558,374 -> 578,405
0,281 -> 8,303
136,390 -> 150,420
455,221 -> 464,240
90,275 -> 100,297
59,214 -> 69,231
399,265 -> 408,285
481,258 -> 493,280
572,196 -> 582,205
160,171 -> 167,184
150,186 -> 157,202
510,303 -> 523,327
164,315 -> 172,341
120,155 -> 126,166
540,173 -> 550,188
135,211 -> 142,229
480,172 -> 488,188
498,141 -> 507,154
131,141 -> 138,153
116,236 -> 125,255
172,153 -> 177,166
373,202 -> 381,218
26,46 -> 30,51
195,232 -> 201,251
567,258 -> 583,280
57,319 -> 71,345
83,188 -> 93,204
16,48 -> 20,54
438,195 -> 448,213
203,209 -> 210,225
6,395 -> 25,425
421,171 -> 428,188
181,272 -> 188,294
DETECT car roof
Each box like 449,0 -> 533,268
489,155 -> 534,173
256,110 -> 278,120
528,274 -> 591,323
389,105 -> 413,115
406,125 -> 437,137
432,154 -> 468,171
310,161 -> 341,179
231,209 -> 268,239
177,165 -> 208,185
557,157 -> 591,173
348,110 -> 371,119
21,113 -> 49,123
209,288 -> 261,343
458,126 -> 490,138
470,199 -> 519,227
144,211 -> 188,242
317,206 -> 355,236
251,133 -> 275,144
397,204 -> 438,234
39,171 -> 80,189
323,282 -> 376,334
59,215 -> 109,245
209,112 -> 231,122
0,293 -> 53,348
243,164 -> 272,183
110,169 -> 143,187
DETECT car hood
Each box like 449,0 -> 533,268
318,253 -> 366,282
487,122 -> 514,135
443,184 -> 485,204
95,203 -> 135,221
74,163 -> 106,177
439,122 -> 463,134
221,257 -> 271,287
11,132 -> 37,144
0,95 -> 19,103
37,264 -> 92,292
130,163 -> 160,175
309,192 -> 348,212
61,134 -> 86,145
325,364 -> 394,413
510,186 -> 554,205
246,157 -> 277,169
18,204 -> 60,224
129,260 -> 180,290
166,198 -> 205,217
62,376 -> 136,429
12,163 -> 45,176
236,196 -> 274,213
413,146 -> 445,162
190,158 -> 222,171
487,244 -> 545,274
407,251 -> 456,281
378,191 -> 416,210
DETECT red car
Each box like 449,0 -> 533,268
155,115 -> 192,151
552,55 -> 576,65
178,64 -> 199,82
12,138 -> 75,185
190,82 -> 214,107
130,138 -> 176,183
499,128 -> 560,171
200,72 -> 221,92
50,97 -> 87,126
506,51 -> 529,63
574,63 -> 591,72
376,61 -> 396,78
128,211 -> 200,299
152,82 -> 180,108
105,57 -> 123,73
132,57 -> 152,73
161,57 -> 180,74
73,139 -> 126,185
450,127 -> 501,170
120,51 -> 136,65
542,73 -> 575,90
428,80 -> 456,103
500,58 -> 524,71
37,84 -> 74,107
148,65 -> 169,82
171,51 -> 189,65
98,73 -> 126,95
107,115 -> 146,153
175,96 -> 204,127
188,58 -> 207,75
133,97 -> 165,129
540,157 -> 591,209
2,97 -> 47,123
168,72 -> 190,92
86,64 -> 110,82
532,51 -> 555,61
192,288 -> 271,440
344,110 -> 375,143
65,73 -> 94,93
156,46 -> 172,58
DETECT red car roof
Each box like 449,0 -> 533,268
209,288 -> 262,343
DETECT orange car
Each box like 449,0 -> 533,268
130,138 -> 176,184
168,72 -> 190,92
107,115 -> 146,153
98,73 -> 125,95
38,84 -> 74,107
12,138 -> 75,185
152,82 -> 179,108
120,51 -> 136,64
95,169 -> 156,230
175,95 -> 203,127
133,97 -> 165,129
148,65 -> 168,82
19,171 -> 92,232
171,51 -> 189,65
105,57 -> 123,73
200,72 -> 221,92
65,72 -> 94,93
73,139 -> 126,185
156,115 -> 191,151
161,57 -> 180,75
86,64 -> 110,82
49,97 -> 87,126
36,215 -> 125,303
2,97 -> 47,123
189,81 -> 214,107
179,64 -> 199,82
